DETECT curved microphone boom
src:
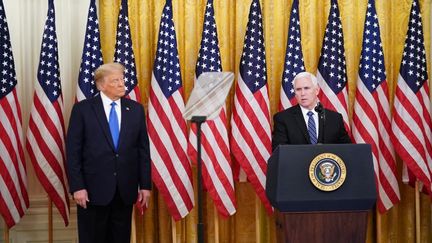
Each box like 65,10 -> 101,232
314,102 -> 323,114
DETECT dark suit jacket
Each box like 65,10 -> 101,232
272,104 -> 351,150
66,95 -> 151,206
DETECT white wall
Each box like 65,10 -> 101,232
4,0 -> 90,133
1,0 -> 91,241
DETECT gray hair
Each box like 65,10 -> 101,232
293,72 -> 318,87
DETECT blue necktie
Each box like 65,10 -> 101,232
109,102 -> 119,150
307,111 -> 317,144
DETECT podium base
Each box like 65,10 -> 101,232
275,210 -> 369,243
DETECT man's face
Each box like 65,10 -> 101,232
99,70 -> 126,100
294,76 -> 319,110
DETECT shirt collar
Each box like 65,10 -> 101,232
100,91 -> 120,107
300,105 -> 317,117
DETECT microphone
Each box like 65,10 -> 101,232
314,102 -> 325,143
314,102 -> 323,114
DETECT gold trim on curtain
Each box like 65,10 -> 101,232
99,0 -> 432,242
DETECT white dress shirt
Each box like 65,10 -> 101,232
100,91 -> 122,130
300,105 -> 319,136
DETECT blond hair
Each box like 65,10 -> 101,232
94,63 -> 125,89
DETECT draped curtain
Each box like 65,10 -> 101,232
1,0 -> 431,242
98,0 -> 432,242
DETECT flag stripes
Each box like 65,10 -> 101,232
27,83 -> 70,225
0,92 -> 28,228
189,114 -> 236,216
391,0 -> 432,195
280,0 -> 305,110
148,1 -> 194,220
352,80 -> 400,211
317,72 -> 349,128
392,79 -> 432,193
188,0 -> 236,217
0,0 -> 29,227
26,0 -> 69,226
148,81 -> 194,219
317,0 -> 350,131
230,0 -> 272,214
352,0 -> 400,212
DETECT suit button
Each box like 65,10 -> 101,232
113,172 -> 117,176
115,154 -> 119,157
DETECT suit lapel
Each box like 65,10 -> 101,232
117,98 -> 131,150
92,95 -> 116,150
293,105 -> 310,143
317,110 -> 324,144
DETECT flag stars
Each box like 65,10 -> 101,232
0,11 -> 19,96
114,1 -> 139,97
153,1 -> 183,97
376,3 -> 421,89
318,0 -> 348,94
238,0 -> 267,93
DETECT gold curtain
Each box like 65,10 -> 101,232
99,0 -> 432,242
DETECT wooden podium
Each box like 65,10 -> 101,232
266,144 -> 376,243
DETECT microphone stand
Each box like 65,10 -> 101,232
191,116 -> 206,243
315,102 -> 326,144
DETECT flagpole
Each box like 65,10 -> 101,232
191,116 -> 206,243
376,207 -> 381,243
48,198 -> 53,243
171,218 -> 177,243
255,197 -> 261,242
3,226 -> 9,243
213,205 -> 219,242
131,207 -> 136,243
415,181 -> 420,243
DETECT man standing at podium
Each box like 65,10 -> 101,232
272,72 -> 351,150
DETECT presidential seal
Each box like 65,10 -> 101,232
309,153 -> 346,191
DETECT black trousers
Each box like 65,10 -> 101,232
77,190 -> 133,243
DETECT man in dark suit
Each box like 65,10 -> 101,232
66,63 -> 151,243
272,72 -> 351,150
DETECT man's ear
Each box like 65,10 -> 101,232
95,80 -> 104,92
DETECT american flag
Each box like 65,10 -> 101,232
230,0 -> 272,214
76,0 -> 103,101
26,0 -> 69,226
391,0 -> 432,195
113,0 -> 140,102
148,1 -> 194,221
317,0 -> 349,130
352,0 -> 400,213
279,0 -> 305,110
0,0 -> 29,228
188,0 -> 236,217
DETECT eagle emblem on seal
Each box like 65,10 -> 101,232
319,162 -> 337,182
309,153 -> 347,191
